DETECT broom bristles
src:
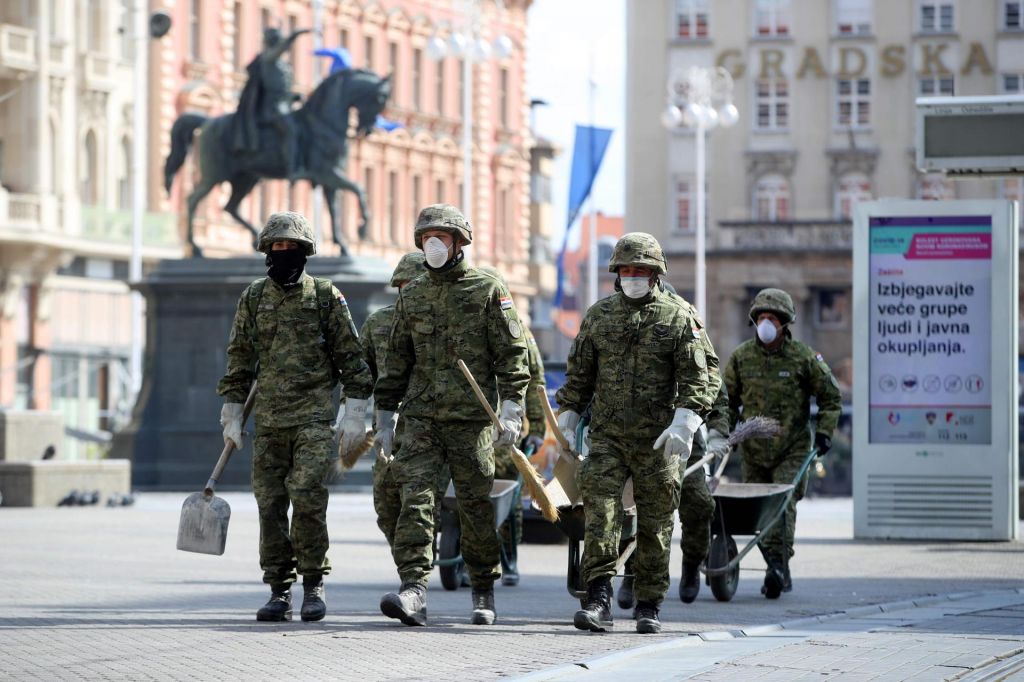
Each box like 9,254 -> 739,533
334,430 -> 376,477
727,416 -> 781,446
511,447 -> 559,523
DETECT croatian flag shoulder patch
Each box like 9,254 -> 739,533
337,294 -> 348,306
499,296 -> 513,310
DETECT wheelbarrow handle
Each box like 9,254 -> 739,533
205,382 -> 257,496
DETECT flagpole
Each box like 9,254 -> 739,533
587,56 -> 598,309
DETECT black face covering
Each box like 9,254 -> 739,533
265,249 -> 307,288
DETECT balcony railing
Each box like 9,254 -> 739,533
8,193 -> 40,224
80,206 -> 180,248
716,219 -> 853,252
0,24 -> 37,75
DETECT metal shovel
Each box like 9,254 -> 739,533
176,383 -> 256,555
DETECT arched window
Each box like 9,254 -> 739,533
753,174 -> 790,221
81,130 -> 98,205
118,137 -> 131,210
917,173 -> 953,201
835,172 -> 871,219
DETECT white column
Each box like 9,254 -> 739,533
129,0 -> 146,399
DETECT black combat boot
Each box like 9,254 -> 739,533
616,575 -> 636,610
380,583 -> 427,626
574,577 -> 613,632
470,588 -> 497,625
781,559 -> 792,593
761,559 -> 785,600
634,600 -> 662,634
256,585 -> 292,622
300,575 -> 326,622
679,558 -> 702,604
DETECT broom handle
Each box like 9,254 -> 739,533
456,360 -> 503,430
537,385 -> 580,461
206,381 -> 258,496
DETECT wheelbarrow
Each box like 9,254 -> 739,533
703,447 -> 819,602
435,477 -> 521,590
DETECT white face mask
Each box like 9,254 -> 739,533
756,319 -> 778,344
423,236 -> 451,268
620,277 -> 652,299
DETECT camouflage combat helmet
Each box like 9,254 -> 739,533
608,232 -> 667,275
749,287 -> 796,325
413,204 -> 473,248
390,252 -> 426,287
257,211 -> 317,255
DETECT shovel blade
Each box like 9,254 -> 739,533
176,491 -> 231,555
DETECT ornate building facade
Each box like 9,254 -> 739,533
0,0 -> 549,458
627,0 -> 1024,390
154,0 -> 540,317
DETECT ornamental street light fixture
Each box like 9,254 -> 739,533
427,0 -> 512,227
661,65 -> 737,326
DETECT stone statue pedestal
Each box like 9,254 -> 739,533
110,256 -> 393,490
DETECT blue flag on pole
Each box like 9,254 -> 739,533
553,124 -> 613,307
314,47 -> 402,132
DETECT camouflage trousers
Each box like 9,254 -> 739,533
252,421 -> 333,586
579,435 -> 680,605
677,448 -> 715,564
391,417 -> 500,589
742,449 -> 810,563
493,445 -> 522,545
372,421 -> 450,549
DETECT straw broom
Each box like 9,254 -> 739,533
456,360 -> 560,523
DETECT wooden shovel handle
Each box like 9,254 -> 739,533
205,382 -> 257,496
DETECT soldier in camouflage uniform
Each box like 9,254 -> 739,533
724,287 -> 841,598
476,266 -> 547,587
495,321 -> 546,586
217,212 -> 374,622
556,233 -> 720,634
373,204 -> 531,627
359,253 -> 428,548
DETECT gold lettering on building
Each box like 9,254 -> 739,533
796,47 -> 827,79
837,46 -> 868,78
758,49 -> 785,79
919,43 -> 951,75
960,41 -> 994,76
715,49 -> 745,79
880,45 -> 906,77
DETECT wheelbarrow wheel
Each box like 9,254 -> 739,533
439,527 -> 464,591
708,534 -> 739,602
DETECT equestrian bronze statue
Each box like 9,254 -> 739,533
164,30 -> 392,257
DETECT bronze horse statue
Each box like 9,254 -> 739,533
164,68 -> 392,256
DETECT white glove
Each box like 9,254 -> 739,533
331,403 -> 345,434
707,428 -> 729,455
220,402 -> 244,450
557,410 -> 581,453
337,398 -> 369,460
493,400 -> 524,447
373,410 -> 398,462
653,408 -> 702,460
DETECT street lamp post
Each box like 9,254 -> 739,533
661,66 -> 738,325
426,1 -> 512,227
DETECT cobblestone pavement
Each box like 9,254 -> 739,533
0,495 -> 1021,681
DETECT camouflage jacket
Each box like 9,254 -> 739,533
217,273 -> 373,429
724,335 -> 842,463
373,258 -> 531,422
360,304 -> 394,384
523,326 -> 547,433
556,287 -> 721,441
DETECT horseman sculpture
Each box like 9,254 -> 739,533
164,31 -> 392,257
